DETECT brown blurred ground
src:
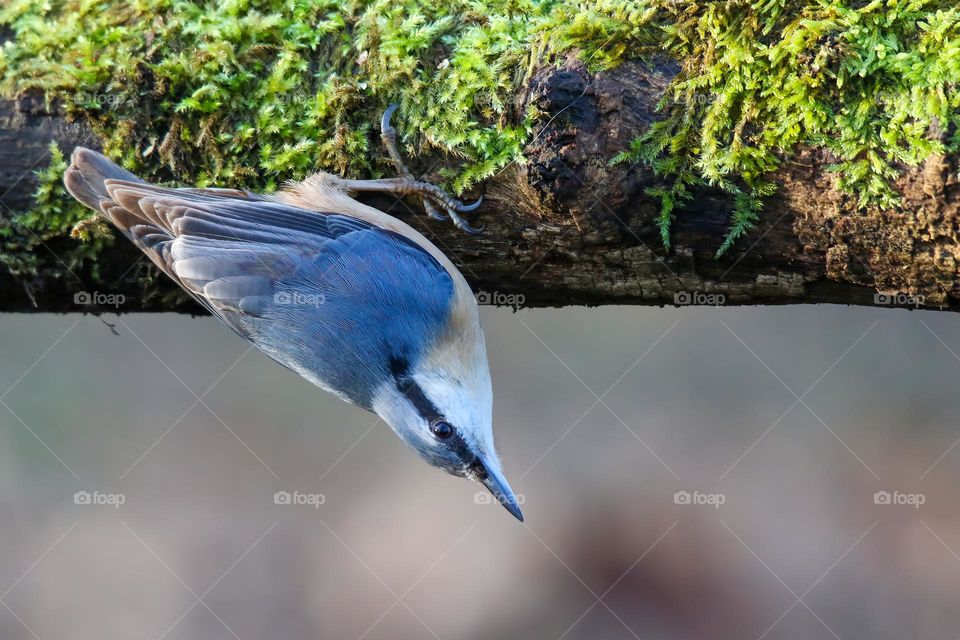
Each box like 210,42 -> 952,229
0,305 -> 958,640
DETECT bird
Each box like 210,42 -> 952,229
63,104 -> 523,521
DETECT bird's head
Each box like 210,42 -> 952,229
370,315 -> 523,521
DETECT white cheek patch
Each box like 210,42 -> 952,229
371,382 -> 422,442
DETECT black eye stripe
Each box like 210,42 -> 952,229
395,376 -> 443,422
391,357 -> 446,425
388,355 -> 410,378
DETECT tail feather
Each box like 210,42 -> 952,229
63,147 -> 143,212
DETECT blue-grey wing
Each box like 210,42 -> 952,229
97,179 -> 455,408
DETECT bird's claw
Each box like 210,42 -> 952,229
450,213 -> 485,235
457,195 -> 483,213
380,103 -> 484,234
423,199 -> 449,221
423,193 -> 483,233
380,104 -> 399,139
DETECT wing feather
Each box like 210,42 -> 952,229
64,147 -> 456,406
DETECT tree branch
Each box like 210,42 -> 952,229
1,57 -> 958,312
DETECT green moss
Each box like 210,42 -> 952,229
614,0 -> 960,255
0,142 -> 114,285
0,0 -> 567,189
1,0 -> 958,263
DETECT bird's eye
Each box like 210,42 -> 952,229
430,420 -> 454,440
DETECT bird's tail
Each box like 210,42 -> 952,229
63,147 -> 144,212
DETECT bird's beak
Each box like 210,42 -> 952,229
474,456 -> 524,522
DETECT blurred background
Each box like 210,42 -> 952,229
1,304 -> 959,639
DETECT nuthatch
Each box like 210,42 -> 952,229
64,105 -> 523,521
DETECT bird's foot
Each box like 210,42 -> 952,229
378,104 -> 484,234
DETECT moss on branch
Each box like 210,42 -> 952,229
0,0 -> 958,284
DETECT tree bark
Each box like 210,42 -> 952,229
2,56 -> 958,312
